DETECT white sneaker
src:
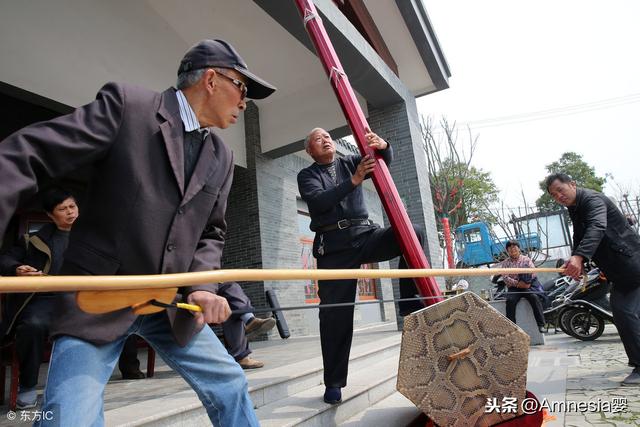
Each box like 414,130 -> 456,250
16,393 -> 38,410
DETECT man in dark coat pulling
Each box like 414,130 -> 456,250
547,173 -> 640,386
0,39 -> 275,425
297,127 -> 425,404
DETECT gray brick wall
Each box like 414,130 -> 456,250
366,100 -> 444,327
247,149 -> 396,336
222,165 -> 266,309
254,151 -> 309,336
222,102 -> 265,316
223,100 -> 441,337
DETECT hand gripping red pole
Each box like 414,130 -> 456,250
294,0 -> 443,304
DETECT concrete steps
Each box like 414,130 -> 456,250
255,352 -> 399,427
250,332 -> 400,409
103,324 -> 403,426
341,392 -> 422,427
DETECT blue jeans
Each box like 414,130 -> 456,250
36,312 -> 258,427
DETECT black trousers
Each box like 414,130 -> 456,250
14,295 -> 56,389
117,335 -> 142,374
505,287 -> 545,327
16,297 -> 149,383
316,225 -> 424,388
610,285 -> 640,368
218,282 -> 253,361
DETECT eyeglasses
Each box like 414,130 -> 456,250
215,70 -> 247,100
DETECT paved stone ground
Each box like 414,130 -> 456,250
539,324 -> 640,426
561,325 -> 640,426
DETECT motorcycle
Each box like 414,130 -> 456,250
490,266 -> 614,341
490,271 -> 570,311
543,267 -> 613,341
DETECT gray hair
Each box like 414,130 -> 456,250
304,127 -> 326,150
176,68 -> 207,90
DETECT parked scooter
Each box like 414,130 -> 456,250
490,264 -> 613,341
490,270 -> 570,311
544,267 -> 613,341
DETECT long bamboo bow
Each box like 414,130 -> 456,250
0,267 -> 563,315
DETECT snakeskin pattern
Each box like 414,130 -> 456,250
397,292 -> 530,426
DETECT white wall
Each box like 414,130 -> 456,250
0,0 -> 255,165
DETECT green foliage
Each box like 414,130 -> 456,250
431,159 -> 499,230
421,115 -> 499,232
536,152 -> 606,210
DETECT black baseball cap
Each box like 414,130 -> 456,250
178,39 -> 276,100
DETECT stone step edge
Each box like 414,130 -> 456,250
255,355 -> 400,427
342,391 -> 422,426
107,364 -> 400,427
249,341 -> 400,408
105,389 -> 204,427
295,374 -> 399,427
246,333 -> 401,393
105,337 -> 401,426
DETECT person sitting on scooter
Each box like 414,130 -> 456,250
495,240 -> 546,333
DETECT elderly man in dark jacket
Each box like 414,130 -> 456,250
0,39 -> 275,425
547,173 -> 640,386
297,127 -> 424,404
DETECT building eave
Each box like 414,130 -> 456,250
396,0 -> 451,95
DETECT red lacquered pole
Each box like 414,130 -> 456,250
293,0 -> 443,304
441,217 -> 456,269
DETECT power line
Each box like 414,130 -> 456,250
468,98 -> 640,129
467,93 -> 640,125
427,92 -> 640,132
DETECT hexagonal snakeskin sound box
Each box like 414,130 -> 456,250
397,291 -> 530,427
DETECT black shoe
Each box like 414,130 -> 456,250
121,370 -> 146,380
538,326 -> 546,333
323,387 -> 342,404
622,368 -> 640,386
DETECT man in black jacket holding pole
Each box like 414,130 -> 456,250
297,127 -> 424,404
546,172 -> 640,386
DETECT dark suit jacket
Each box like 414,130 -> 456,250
0,83 -> 234,346
569,188 -> 640,291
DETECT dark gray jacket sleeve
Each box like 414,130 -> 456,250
0,83 -> 123,240
379,142 -> 393,165
297,143 -> 392,214
573,193 -> 607,260
0,238 -> 27,276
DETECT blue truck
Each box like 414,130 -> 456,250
454,221 -> 541,267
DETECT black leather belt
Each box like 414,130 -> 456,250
316,219 -> 372,233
